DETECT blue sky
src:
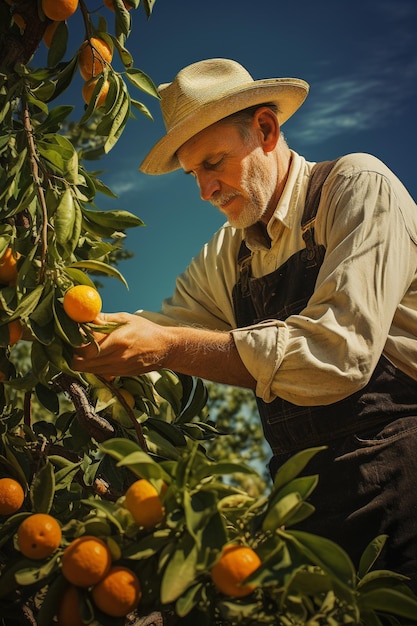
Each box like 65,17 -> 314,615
36,0 -> 417,313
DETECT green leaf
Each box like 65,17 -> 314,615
0,554 -> 37,597
160,532 -> 199,604
358,587 -> 417,619
146,418 -> 187,447
358,535 -> 389,579
67,260 -> 129,287
47,20 -> 69,67
63,267 -> 96,288
53,296 -> 85,347
30,461 -> 55,513
125,67 -> 160,98
15,552 -> 61,585
103,87 -> 130,153
80,499 -> 124,532
282,529 -> 356,592
35,382 -> 60,413
35,105 -> 73,134
37,134 -> 79,183
176,583 -> 204,618
262,492 -> 302,532
117,450 -> 165,480
194,460 -> 256,483
272,446 -> 327,492
110,33 -> 134,67
82,207 -> 143,229
271,475 -> 319,509
123,528 -> 173,559
7,284 -> 44,322
183,490 -> 218,546
89,175 -> 118,199
112,0 -> 132,40
53,187 -> 75,244
53,459 -> 82,491
46,56 -> 79,102
176,375 -> 208,424
130,98 -> 153,120
36,575 -> 69,626
142,0 -> 157,18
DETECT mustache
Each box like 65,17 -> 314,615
210,193 -> 238,209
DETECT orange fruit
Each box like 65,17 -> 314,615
63,285 -> 102,323
123,479 -> 164,529
43,20 -> 61,48
0,478 -> 25,516
82,77 -> 110,108
92,566 -> 141,617
57,584 -> 84,626
210,544 -> 261,597
78,37 -> 112,81
8,319 -> 23,346
0,248 -> 20,285
42,0 -> 78,21
104,0 -> 133,10
17,513 -> 62,560
61,535 -> 112,588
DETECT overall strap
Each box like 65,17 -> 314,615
302,159 -> 339,259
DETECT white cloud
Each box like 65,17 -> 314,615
293,39 -> 417,145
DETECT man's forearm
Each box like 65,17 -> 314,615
162,325 -> 256,390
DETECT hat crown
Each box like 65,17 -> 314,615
159,59 -> 254,132
140,58 -> 309,174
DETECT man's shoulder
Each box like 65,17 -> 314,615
329,152 -> 393,179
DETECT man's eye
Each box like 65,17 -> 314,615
205,158 -> 223,170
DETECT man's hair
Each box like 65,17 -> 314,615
222,103 -> 280,141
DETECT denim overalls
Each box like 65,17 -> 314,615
232,161 -> 417,588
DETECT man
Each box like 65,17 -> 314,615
73,58 -> 417,589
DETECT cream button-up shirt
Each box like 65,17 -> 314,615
139,151 -> 417,407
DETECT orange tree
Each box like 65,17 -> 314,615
1,2 -> 417,625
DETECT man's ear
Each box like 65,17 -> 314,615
254,107 -> 279,153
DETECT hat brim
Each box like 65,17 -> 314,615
139,78 -> 309,175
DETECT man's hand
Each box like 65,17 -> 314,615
73,312 -> 171,378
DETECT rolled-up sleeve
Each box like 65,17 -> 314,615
232,321 -> 289,402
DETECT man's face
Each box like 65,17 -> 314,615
177,120 -> 278,228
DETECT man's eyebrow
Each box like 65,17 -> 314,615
182,152 -> 225,175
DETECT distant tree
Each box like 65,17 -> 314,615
204,381 -> 270,496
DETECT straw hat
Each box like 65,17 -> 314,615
139,58 -> 309,175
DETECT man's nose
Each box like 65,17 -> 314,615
197,172 -> 220,201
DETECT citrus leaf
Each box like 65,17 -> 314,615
358,587 -> 417,619
125,67 -> 159,98
30,460 -> 55,513
160,532 -> 199,604
54,187 -> 75,244
358,534 -> 389,579
282,529 -> 356,592
117,450 -> 164,479
272,446 -> 327,493
47,20 -> 69,67
15,552 -> 61,585
262,492 -> 302,532
82,207 -> 143,229
67,260 -> 128,287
